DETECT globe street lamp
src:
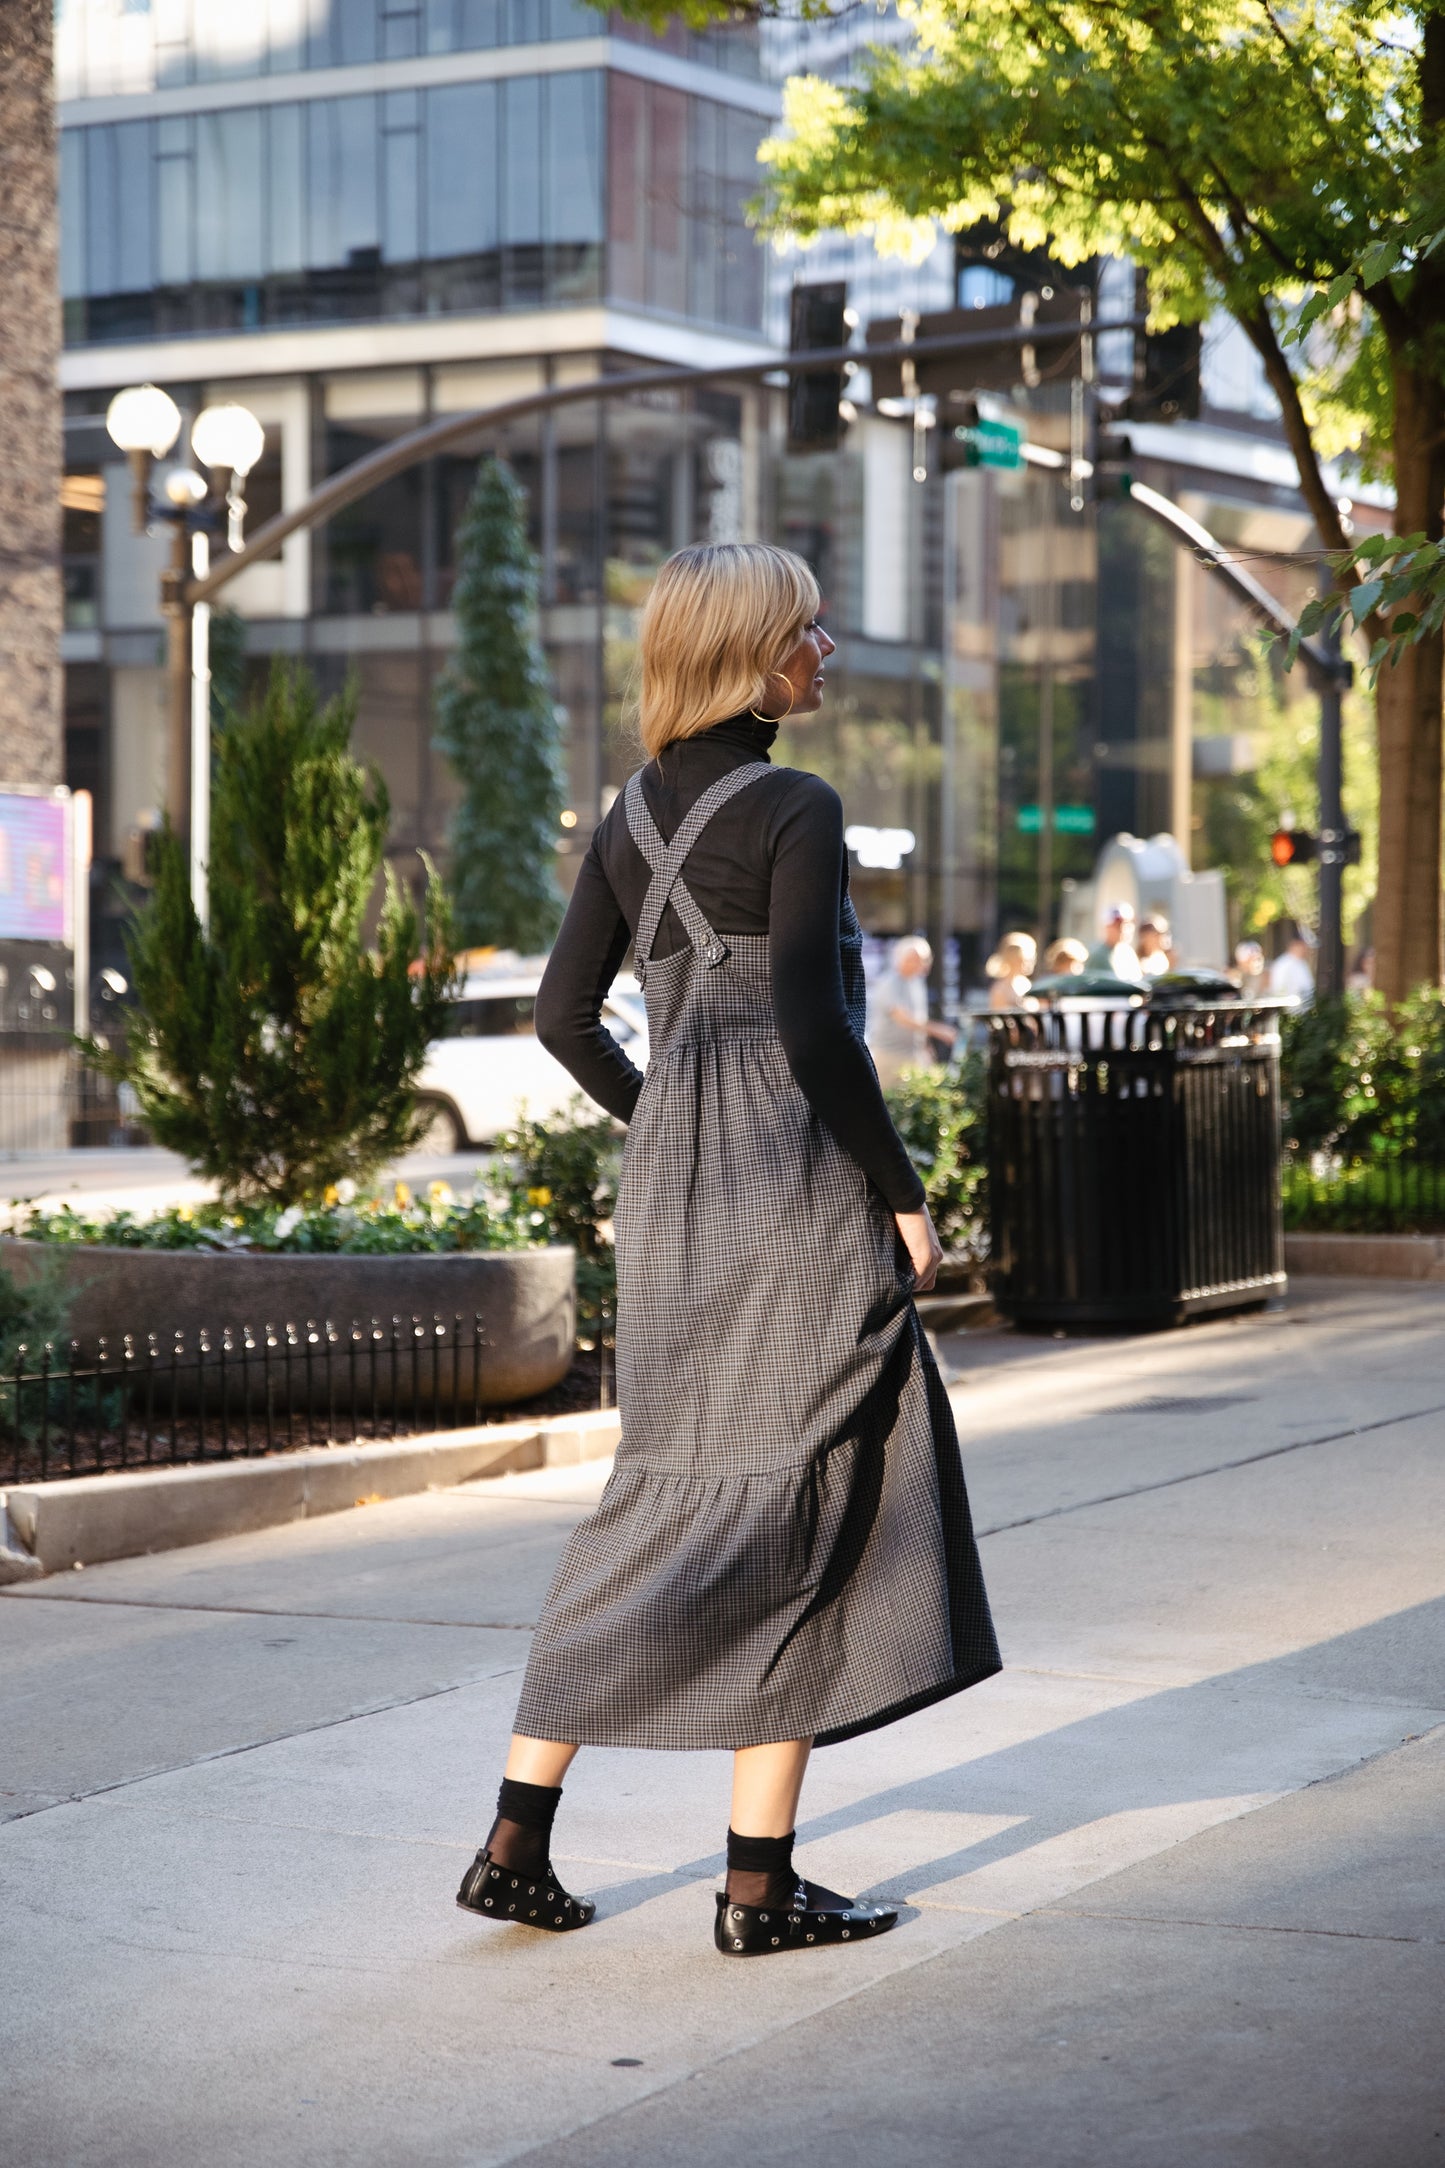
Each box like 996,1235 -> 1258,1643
105,388 -> 264,928
104,383 -> 182,530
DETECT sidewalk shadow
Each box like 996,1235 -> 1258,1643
576,1598 -> 1445,1924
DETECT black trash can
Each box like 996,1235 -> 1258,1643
985,997 -> 1287,1329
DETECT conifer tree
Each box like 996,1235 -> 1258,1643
435,457 -> 566,950
88,661 -> 454,1205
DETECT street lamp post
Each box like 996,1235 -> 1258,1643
104,386 -> 264,928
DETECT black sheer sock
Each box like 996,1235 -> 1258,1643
485,1778 -> 562,1874
725,1827 -> 797,1910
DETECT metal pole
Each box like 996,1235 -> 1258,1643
1316,611 -> 1346,999
1036,474 -> 1056,942
189,529 -> 212,929
162,522 -> 192,849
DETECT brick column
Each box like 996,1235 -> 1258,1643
0,0 -> 62,786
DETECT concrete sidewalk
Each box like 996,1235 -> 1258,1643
2,1277 -> 1442,2166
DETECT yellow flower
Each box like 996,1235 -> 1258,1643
176,1205 -> 194,1222
428,1180 -> 454,1207
393,1180 -> 412,1209
526,1186 -> 553,1207
323,1183 -> 340,1207
230,1215 -> 244,1228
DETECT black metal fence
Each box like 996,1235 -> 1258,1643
1281,1153 -> 1445,1234
1,1303 -> 614,1488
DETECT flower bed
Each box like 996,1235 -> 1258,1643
9,1176 -> 550,1257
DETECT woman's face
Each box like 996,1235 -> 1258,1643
761,615 -> 836,719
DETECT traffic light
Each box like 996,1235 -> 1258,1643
788,281 -> 848,453
867,290 -> 1087,403
1093,431 -> 1134,500
1271,829 -> 1317,867
1126,274 -> 1202,423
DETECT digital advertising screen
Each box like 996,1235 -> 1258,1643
0,793 -> 70,945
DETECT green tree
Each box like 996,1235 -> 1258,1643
435,458 -> 566,950
88,661 -> 454,1205
671,0 -> 1445,1001
208,605 -> 248,730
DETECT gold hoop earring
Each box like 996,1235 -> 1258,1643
750,678 -> 795,725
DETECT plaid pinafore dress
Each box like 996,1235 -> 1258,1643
512,763 -> 999,1750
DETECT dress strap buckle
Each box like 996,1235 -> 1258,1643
625,764 -> 768,976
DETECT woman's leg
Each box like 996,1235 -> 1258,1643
484,1736 -> 580,1871
505,1736 -> 580,1787
726,1739 -> 811,1907
730,1739 -> 811,1836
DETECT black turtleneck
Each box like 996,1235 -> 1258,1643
533,714 -> 926,1212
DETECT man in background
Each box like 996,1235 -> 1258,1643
1085,903 -> 1143,984
867,935 -> 955,1088
1136,914 -> 1174,977
1267,925 -> 1317,1005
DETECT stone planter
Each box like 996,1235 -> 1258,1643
0,1240 -> 576,1408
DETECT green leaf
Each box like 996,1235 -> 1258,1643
1348,579 -> 1384,620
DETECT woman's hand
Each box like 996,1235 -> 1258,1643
894,1204 -> 943,1292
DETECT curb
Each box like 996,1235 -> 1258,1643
0,1406 -> 620,1582
1285,1231 -> 1445,1283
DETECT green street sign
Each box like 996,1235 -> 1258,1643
954,417 -> 1025,471
1016,803 -> 1097,836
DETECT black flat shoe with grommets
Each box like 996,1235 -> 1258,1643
456,1850 -> 595,1931
714,1883 -> 897,1957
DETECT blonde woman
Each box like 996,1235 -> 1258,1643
455,543 -> 999,1959
986,931 -> 1038,1010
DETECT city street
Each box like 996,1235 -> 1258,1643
2,1277 -> 1442,2166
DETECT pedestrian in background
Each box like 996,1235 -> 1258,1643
1348,946 -> 1375,992
1086,903 -> 1143,983
1232,940 -> 1267,998
985,931 -> 1038,1011
1042,937 -> 1088,978
1136,913 -> 1174,977
1267,925 -> 1317,1005
867,933 -> 957,1085
456,541 -> 999,1961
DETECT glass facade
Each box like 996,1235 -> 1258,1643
60,0 -> 606,98
57,0 -> 758,98
61,72 -> 764,343
63,75 -> 605,340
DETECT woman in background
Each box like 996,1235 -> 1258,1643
986,931 -> 1038,1010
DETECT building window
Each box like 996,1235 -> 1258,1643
60,74 -> 606,342
605,77 -> 764,330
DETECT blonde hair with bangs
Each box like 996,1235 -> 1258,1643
637,543 -> 820,759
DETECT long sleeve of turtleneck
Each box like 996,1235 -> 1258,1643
534,719 -> 926,1212
765,782 -> 926,1212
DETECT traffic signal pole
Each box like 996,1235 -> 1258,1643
1316,612 -> 1347,999
1105,478 -> 1354,993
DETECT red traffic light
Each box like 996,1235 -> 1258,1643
1271,829 -> 1317,867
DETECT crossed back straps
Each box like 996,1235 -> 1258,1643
624,762 -> 771,981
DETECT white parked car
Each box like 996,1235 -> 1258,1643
413,968 -> 647,1149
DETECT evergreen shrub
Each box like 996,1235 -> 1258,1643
86,661 -> 454,1206
435,458 -> 567,951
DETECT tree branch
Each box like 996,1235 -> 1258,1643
1242,303 -> 1350,555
